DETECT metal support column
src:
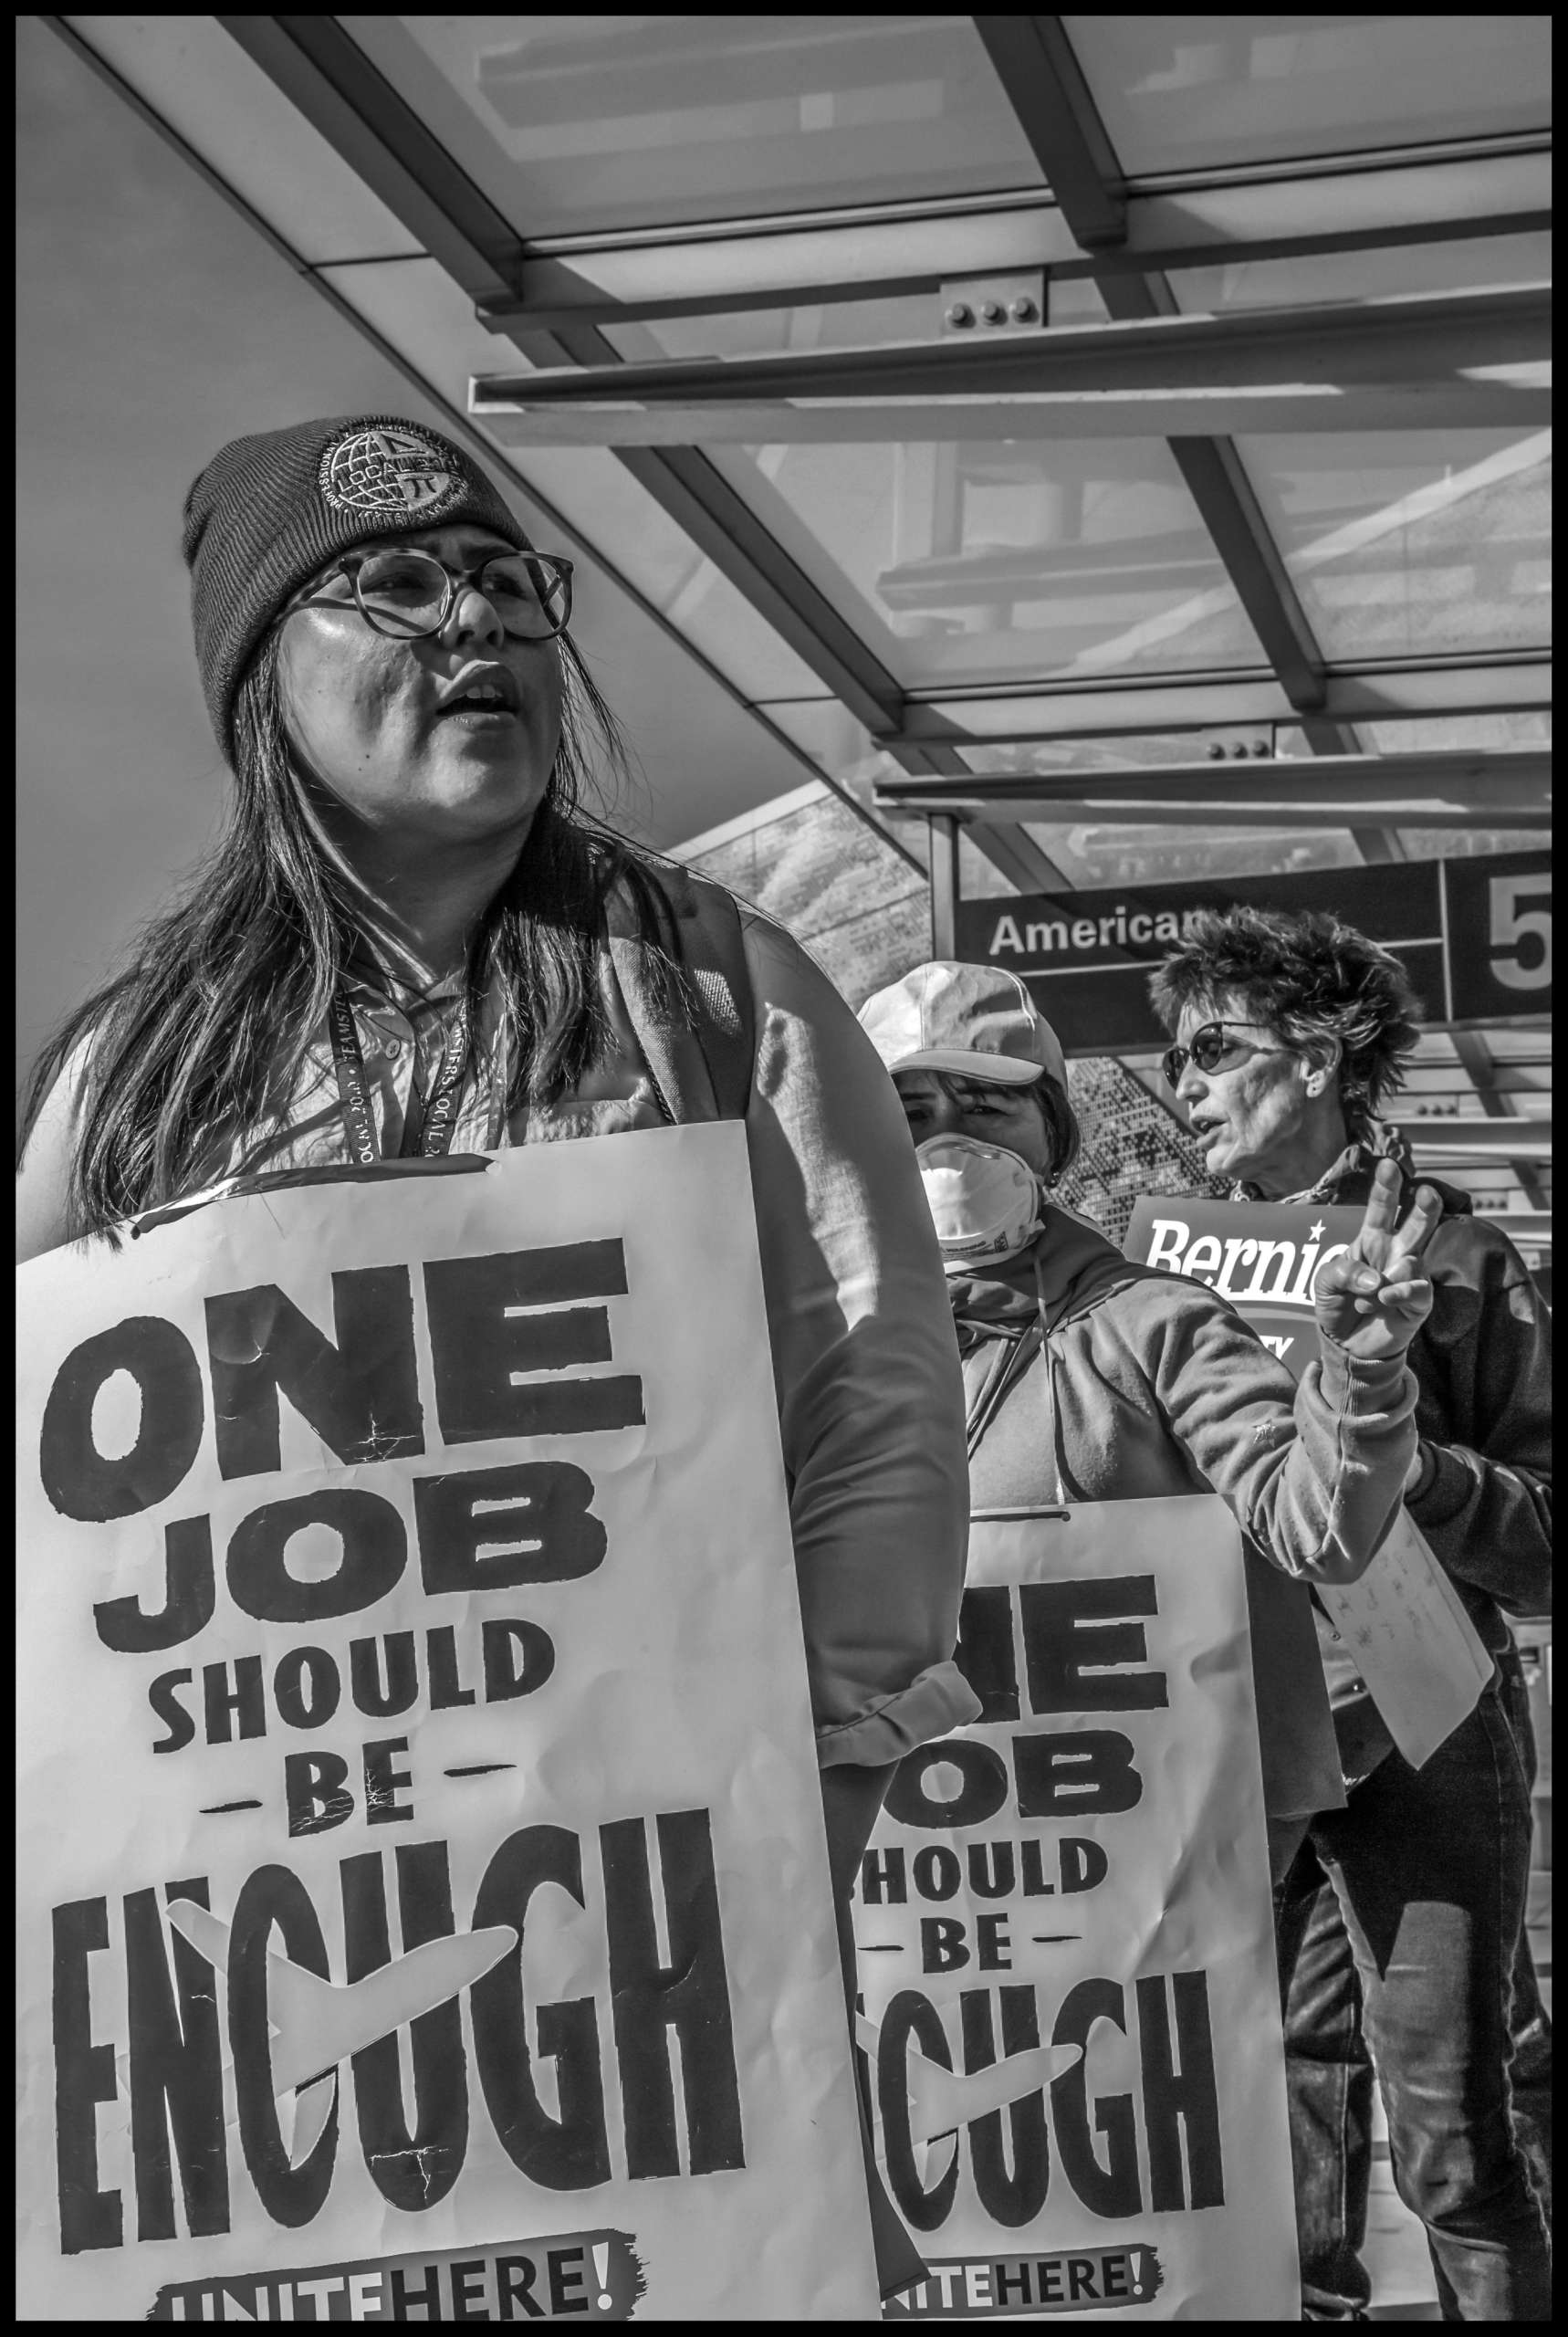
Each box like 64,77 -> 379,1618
929,816 -> 961,959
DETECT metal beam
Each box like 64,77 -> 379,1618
971,16 -> 1419,863
1408,1121 -> 1552,1158
879,745 -> 1552,794
971,823 -> 1077,892
471,375 -> 1544,443
216,16 -> 522,300
476,197 -> 1083,330
888,796 -> 1550,833
894,743 -> 1076,893
1097,292 -> 1406,837
1296,718 -> 1403,863
1450,1031 -> 1551,1209
469,284 -> 1549,406
618,445 -> 906,738
928,816 -> 962,958
972,16 -> 1126,247
521,307 -> 939,758
897,657 -> 1552,742
468,149 -> 1550,330
1347,823 -> 1408,864
872,749 -> 1552,829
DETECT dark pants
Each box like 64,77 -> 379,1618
1274,1674 -> 1552,2321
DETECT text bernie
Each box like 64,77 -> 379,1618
1142,1220 -> 1349,1312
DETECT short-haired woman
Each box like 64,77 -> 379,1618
858,959 -> 1443,1850
1152,905 -> 1551,2321
16,414 -> 975,2296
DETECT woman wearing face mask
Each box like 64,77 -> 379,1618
1152,909 -> 1551,2323
858,960 -> 1443,1880
16,415 -> 973,2298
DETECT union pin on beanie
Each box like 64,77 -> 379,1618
182,415 -> 531,760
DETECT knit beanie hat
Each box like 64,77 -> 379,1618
182,414 -> 531,760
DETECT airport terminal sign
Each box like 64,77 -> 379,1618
16,1130 -> 880,2321
955,852 -> 1551,1056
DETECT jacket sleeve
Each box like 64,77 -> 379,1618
737,909 -> 980,1765
1144,1279 -> 1420,1584
1406,1220 -> 1552,1616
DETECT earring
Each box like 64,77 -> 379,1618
1306,1073 -> 1325,1095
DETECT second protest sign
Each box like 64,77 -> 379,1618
856,1497 -> 1297,2321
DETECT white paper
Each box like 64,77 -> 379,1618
859,1495 -> 1299,2322
16,1127 -> 880,2321
1314,1507 -> 1494,1771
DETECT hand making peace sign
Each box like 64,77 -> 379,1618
1312,1158 -> 1444,1363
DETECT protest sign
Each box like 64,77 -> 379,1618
16,1126 -> 881,2321
856,1497 -> 1297,2321
1124,1198 -> 1492,1770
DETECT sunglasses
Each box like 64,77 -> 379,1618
1161,1020 -> 1268,1090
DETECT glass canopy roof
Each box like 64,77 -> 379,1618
53,12 -> 1552,1224
1061,15 -> 1552,173
1239,428 -> 1552,662
341,15 -> 1049,233
706,434 -> 1270,689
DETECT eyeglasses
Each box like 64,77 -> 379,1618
285,548 -> 573,642
1161,1020 -> 1276,1090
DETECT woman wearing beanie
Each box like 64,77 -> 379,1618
858,961 -> 1445,1883
16,414 -> 972,2296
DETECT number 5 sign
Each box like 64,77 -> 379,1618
1446,852 -> 1552,1022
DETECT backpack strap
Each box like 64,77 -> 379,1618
606,860 -> 757,1126
663,864 -> 756,1122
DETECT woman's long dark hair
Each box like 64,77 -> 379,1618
18,632 -> 684,1240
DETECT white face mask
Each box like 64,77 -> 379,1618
915,1135 -> 1045,1270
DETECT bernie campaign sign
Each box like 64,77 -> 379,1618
1124,1198 -> 1364,1381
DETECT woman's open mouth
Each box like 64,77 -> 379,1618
437,703 -> 517,727
434,665 -> 521,725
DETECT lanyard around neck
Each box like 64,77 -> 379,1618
328,985 -> 472,1165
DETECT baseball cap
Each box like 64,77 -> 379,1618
858,962 -> 1069,1092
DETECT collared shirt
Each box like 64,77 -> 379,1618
201,939 -> 669,1186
